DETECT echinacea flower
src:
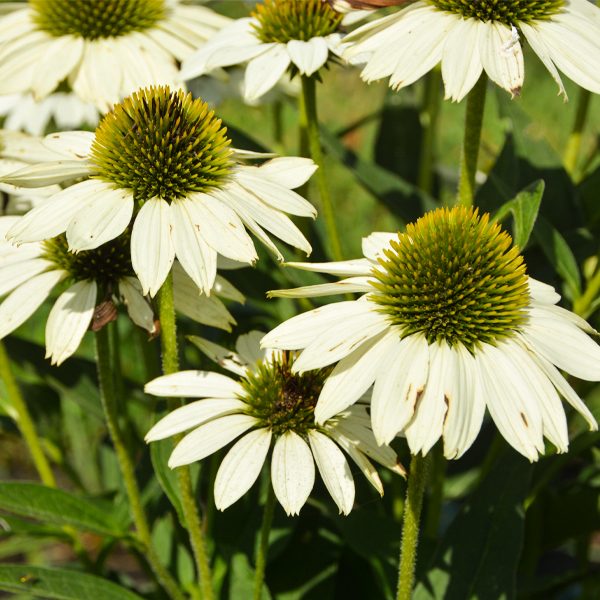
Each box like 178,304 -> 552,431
0,130 -> 62,214
179,0 -> 351,101
145,331 -> 405,515
0,0 -> 231,112
342,0 -> 600,101
1,86 -> 317,297
0,216 -> 244,365
262,206 -> 600,462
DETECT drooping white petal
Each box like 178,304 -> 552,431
145,370 -> 246,399
42,131 -> 95,160
119,277 -> 156,335
215,428 -> 272,510
0,258 -> 50,297
315,328 -> 400,424
45,280 -> 97,366
66,187 -> 133,252
244,43 -> 291,101
308,430 -> 354,515
168,414 -> 258,468
0,269 -> 65,339
0,159 -> 96,187
283,259 -> 376,277
271,431 -> 315,516
252,157 -> 317,190
5,179 -> 113,244
287,37 -> 329,76
188,336 -> 249,378
131,196 -> 175,297
371,333 -> 430,446
213,274 -> 245,304
273,277 -> 375,299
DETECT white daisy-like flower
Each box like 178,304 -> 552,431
262,206 -> 600,462
0,216 -> 245,365
0,92 -> 99,137
0,0 -> 231,112
179,0 -> 352,101
342,0 -> 600,101
1,86 -> 317,297
145,331 -> 405,515
0,129 -> 63,214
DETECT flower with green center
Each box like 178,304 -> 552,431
145,331 -> 405,515
262,207 -> 600,462
0,215 -> 245,365
0,0 -> 232,112
342,0 -> 600,101
2,86 -> 317,297
178,0 -> 361,101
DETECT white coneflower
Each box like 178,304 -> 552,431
262,206 -> 600,462
342,0 -> 600,101
179,0 -> 356,101
0,130 -> 62,214
1,86 -> 317,297
145,331 -> 405,515
0,217 -> 244,365
0,0 -> 231,112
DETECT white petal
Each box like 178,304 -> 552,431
42,131 -> 95,160
287,37 -> 329,76
272,277 -> 375,299
0,159 -> 95,187
66,187 -> 133,251
271,431 -> 315,516
119,277 -> 156,334
169,197 -> 217,295
0,258 -> 49,297
168,414 -> 258,468
6,180 -> 112,244
213,274 -> 245,304
188,336 -> 249,377
315,328 -> 400,424
45,280 -> 96,366
308,430 -> 354,515
244,44 -> 291,101
528,277 -> 561,305
215,428 -> 272,510
0,269 -> 65,339
371,333 -> 430,445
144,370 -> 246,399
131,196 -> 175,297
252,157 -> 317,189
283,258 -> 375,277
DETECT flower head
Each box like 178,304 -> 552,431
263,206 -> 600,462
179,0 -> 352,101
145,331 -> 405,515
0,216 -> 243,364
2,86 -> 317,297
342,0 -> 600,101
0,0 -> 231,112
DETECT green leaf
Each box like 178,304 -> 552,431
413,451 -> 532,600
151,437 -> 186,525
0,564 -> 144,600
0,515 -> 64,538
229,553 -> 271,600
492,180 -> 544,250
0,482 -> 126,538
533,215 -> 582,296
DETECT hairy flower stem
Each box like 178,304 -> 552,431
424,443 -> 446,539
156,272 -> 215,600
396,454 -> 429,600
564,88 -> 591,180
457,72 -> 488,207
418,67 -> 442,194
94,327 -> 186,600
253,481 -> 277,600
0,340 -> 55,487
301,74 -> 344,262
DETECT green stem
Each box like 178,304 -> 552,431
423,442 -> 445,539
573,251 -> 600,318
457,73 -> 488,207
301,75 -> 344,262
564,88 -> 591,179
417,67 -> 442,194
94,327 -> 186,600
253,482 -> 276,600
272,99 -> 285,157
396,454 -> 429,600
156,272 -> 215,600
0,340 -> 55,487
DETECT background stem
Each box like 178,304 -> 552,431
418,67 -> 442,195
564,88 -> 591,180
156,272 -> 215,600
396,454 -> 429,600
457,73 -> 488,207
253,482 -> 276,600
